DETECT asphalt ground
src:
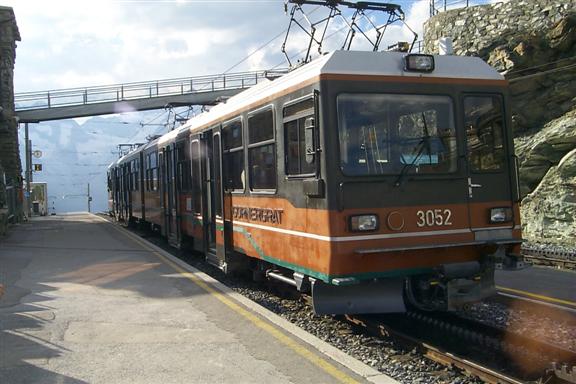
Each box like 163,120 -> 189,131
495,265 -> 576,310
0,213 -> 395,384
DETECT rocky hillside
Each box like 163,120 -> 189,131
493,13 -> 575,246
516,109 -> 576,244
425,0 -> 575,245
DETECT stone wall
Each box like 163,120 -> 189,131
423,0 -> 575,134
424,0 -> 576,245
0,6 -> 22,229
424,0 -> 570,56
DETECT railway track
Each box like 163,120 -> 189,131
345,314 -> 523,384
344,310 -> 576,384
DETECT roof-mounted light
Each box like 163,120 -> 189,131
404,54 -> 435,73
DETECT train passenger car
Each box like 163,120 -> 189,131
109,51 -> 522,314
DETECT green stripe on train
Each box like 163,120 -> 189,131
181,215 -> 430,284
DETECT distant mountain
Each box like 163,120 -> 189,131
19,110 -> 177,214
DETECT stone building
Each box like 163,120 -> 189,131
0,5 -> 22,231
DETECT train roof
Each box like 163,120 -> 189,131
176,50 -> 504,136
113,50 -> 505,154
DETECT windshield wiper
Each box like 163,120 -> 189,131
394,113 -> 431,187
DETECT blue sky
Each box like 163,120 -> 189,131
5,0 -> 433,93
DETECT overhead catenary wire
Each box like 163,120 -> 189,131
505,55 -> 576,76
508,62 -> 576,82
223,5 -> 323,74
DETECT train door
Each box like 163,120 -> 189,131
159,151 -> 165,233
463,94 -> 515,236
127,162 -> 133,220
113,168 -> 120,218
162,145 -> 179,246
139,152 -> 146,222
201,128 -> 227,268
122,164 -> 129,221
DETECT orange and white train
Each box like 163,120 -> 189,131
108,51 -> 523,314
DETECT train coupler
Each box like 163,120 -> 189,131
492,246 -> 527,270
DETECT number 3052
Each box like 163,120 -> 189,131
416,209 -> 452,227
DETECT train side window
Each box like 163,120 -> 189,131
131,159 -> 139,191
147,154 -> 152,191
222,118 -> 245,192
176,142 -> 191,192
146,152 -> 159,191
248,108 -> 276,191
146,154 -> 151,191
464,95 -> 505,172
135,159 -> 139,191
283,97 -> 315,176
190,140 -> 202,213
146,154 -> 150,191
129,161 -> 133,191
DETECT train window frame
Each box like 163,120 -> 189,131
145,151 -> 159,192
247,105 -> 277,193
222,117 -> 245,193
463,93 -> 507,174
336,92 -> 458,177
145,153 -> 150,191
190,139 -> 202,214
175,140 -> 191,193
283,94 -> 317,179
131,159 -> 139,192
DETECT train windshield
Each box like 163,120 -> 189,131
337,94 -> 457,176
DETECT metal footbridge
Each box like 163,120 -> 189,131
15,69 -> 287,123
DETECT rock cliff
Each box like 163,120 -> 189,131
425,0 -> 575,245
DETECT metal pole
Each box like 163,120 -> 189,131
87,183 -> 91,213
24,123 -> 32,218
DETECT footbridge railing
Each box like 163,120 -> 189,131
15,69 -> 288,122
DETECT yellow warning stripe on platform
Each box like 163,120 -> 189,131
497,286 -> 576,308
155,252 -> 360,384
105,218 -> 361,384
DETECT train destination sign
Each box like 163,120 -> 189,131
232,206 -> 283,224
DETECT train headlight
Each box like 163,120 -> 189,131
350,214 -> 379,232
490,207 -> 513,223
404,54 -> 435,73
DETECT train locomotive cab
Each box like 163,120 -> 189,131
306,52 -> 522,314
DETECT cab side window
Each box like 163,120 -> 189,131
223,119 -> 245,191
464,95 -> 505,172
284,97 -> 316,176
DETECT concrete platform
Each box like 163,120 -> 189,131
0,213 -> 396,384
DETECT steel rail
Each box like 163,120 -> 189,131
344,314 -> 525,384
345,310 -> 576,384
